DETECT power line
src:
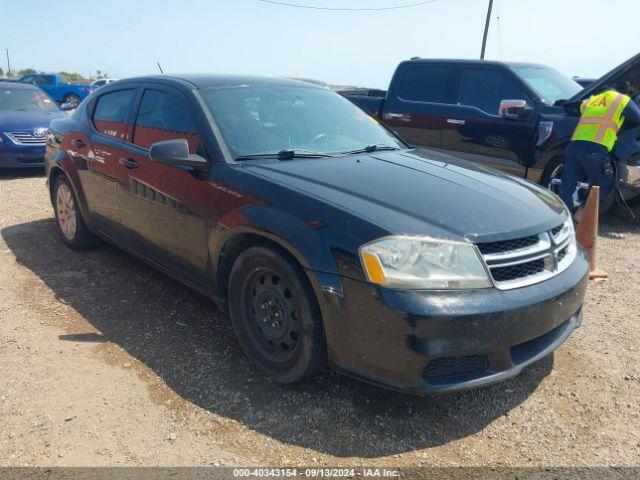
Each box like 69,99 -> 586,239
496,0 -> 504,60
255,0 -> 438,11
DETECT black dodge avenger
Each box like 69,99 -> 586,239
44,75 -> 588,394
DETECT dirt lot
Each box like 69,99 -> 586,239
1,170 -> 639,468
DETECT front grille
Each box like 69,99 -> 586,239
6,131 -> 47,145
423,355 -> 487,379
557,245 -> 568,262
490,258 -> 546,282
476,235 -> 539,255
476,221 -> 576,290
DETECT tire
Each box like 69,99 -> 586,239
541,155 -> 615,215
228,246 -> 327,384
62,93 -> 81,109
53,175 -> 99,249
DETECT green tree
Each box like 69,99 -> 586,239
18,68 -> 37,76
0,67 -> 4,77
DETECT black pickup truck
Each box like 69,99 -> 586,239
343,54 -> 640,196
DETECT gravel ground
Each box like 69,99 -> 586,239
0,169 -> 639,468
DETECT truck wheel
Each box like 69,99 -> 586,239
53,175 -> 99,249
63,93 -> 81,108
228,246 -> 327,384
541,156 -> 614,215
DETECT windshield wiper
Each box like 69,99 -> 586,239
337,144 -> 399,156
236,149 -> 333,161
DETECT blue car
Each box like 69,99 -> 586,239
0,81 -> 70,168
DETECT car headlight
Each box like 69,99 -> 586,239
359,236 -> 492,290
552,215 -> 575,246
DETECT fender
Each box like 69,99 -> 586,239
48,147 -> 96,233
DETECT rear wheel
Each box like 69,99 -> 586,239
62,93 -> 81,109
228,246 -> 327,384
53,175 -> 99,249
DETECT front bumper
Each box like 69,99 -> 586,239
0,147 -> 45,168
319,247 -> 589,394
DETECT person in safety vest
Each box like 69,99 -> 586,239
560,84 -> 640,213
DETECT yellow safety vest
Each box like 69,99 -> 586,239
571,90 -> 630,151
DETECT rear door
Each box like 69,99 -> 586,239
382,63 -> 457,148
440,65 -> 537,177
76,88 -> 137,234
115,85 -> 212,285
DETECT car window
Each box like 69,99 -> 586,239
457,68 -> 529,115
202,86 -> 404,157
398,66 -> 455,103
133,89 -> 199,153
92,89 -> 136,140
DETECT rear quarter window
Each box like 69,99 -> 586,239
92,89 -> 136,141
398,66 -> 455,103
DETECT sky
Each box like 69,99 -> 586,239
2,0 -> 639,88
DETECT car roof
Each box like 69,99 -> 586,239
113,74 -> 323,90
404,58 -> 551,69
0,80 -> 39,90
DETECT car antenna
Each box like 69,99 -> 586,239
157,62 -> 164,74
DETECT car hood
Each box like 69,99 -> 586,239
243,149 -> 567,243
0,110 -> 65,131
569,51 -> 640,103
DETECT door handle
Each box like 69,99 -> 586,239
119,157 -> 139,169
446,119 -> 466,125
70,138 -> 85,148
383,112 -> 412,122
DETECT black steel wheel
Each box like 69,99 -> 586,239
228,246 -> 327,384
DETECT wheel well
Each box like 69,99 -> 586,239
48,167 -> 65,202
217,233 -> 314,310
540,154 -> 564,186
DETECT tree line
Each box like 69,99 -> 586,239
0,68 -> 111,83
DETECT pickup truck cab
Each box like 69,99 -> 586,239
19,74 -> 94,108
45,74 -> 588,394
344,54 -> 640,195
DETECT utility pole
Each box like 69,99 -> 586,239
3,49 -> 10,77
480,0 -> 493,60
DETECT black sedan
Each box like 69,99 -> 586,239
44,74 -> 588,394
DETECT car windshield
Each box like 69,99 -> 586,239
511,65 -> 583,104
0,87 -> 59,112
201,85 -> 404,158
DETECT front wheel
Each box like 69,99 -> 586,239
541,156 -> 615,214
228,246 -> 327,384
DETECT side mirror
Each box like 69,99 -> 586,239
499,99 -> 531,120
149,139 -> 209,172
60,103 -> 73,111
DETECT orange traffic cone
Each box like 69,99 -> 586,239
575,186 -> 608,280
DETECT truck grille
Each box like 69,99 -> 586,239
6,131 -> 47,145
476,220 -> 577,290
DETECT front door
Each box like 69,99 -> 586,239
440,66 -> 537,177
115,86 -> 212,285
